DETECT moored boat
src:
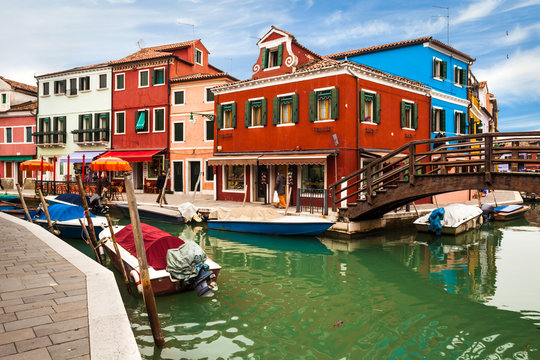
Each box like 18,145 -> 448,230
414,203 -> 483,235
116,203 -> 185,224
493,204 -> 529,221
33,203 -> 108,238
208,215 -> 334,236
99,223 -> 220,296
0,201 -> 37,220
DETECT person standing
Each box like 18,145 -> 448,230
274,169 -> 286,209
0,177 -> 5,194
156,170 -> 168,204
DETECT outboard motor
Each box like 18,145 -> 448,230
89,194 -> 109,214
192,269 -> 215,297
481,204 -> 495,222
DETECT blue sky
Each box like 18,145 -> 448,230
3,0 -> 540,131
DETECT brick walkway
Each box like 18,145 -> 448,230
0,216 -> 90,359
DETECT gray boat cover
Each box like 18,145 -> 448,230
165,241 -> 207,282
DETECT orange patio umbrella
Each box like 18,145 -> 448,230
90,157 -> 132,172
20,159 -> 54,172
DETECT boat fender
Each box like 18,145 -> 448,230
129,270 -> 143,294
193,270 -> 214,297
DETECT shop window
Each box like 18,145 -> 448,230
401,101 -> 418,129
309,88 -> 339,121
148,157 -> 164,179
361,91 -> 380,124
224,165 -> 244,190
302,165 -> 324,190
432,108 -> 445,132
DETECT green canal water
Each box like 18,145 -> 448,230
65,205 -> 540,359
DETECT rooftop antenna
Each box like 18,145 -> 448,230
137,39 -> 146,49
432,6 -> 450,45
177,20 -> 195,37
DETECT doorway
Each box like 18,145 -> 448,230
173,161 -> 183,192
189,161 -> 201,192
255,165 -> 268,203
133,163 -> 143,189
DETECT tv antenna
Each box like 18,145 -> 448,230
137,39 -> 146,49
432,6 -> 450,45
177,20 -> 195,37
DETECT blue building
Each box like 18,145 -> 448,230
329,37 -> 475,138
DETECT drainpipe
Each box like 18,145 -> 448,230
110,68 -> 114,150
166,58 -> 171,173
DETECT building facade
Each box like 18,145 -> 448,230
0,76 -> 37,188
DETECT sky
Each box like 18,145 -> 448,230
3,0 -> 540,132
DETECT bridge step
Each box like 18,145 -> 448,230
386,185 -> 398,188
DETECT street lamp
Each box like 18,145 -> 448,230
189,112 -> 215,122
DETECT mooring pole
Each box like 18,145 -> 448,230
37,189 -> 60,235
159,168 -> 171,207
75,175 -> 102,264
124,172 -> 164,347
16,183 -> 33,223
105,213 -> 131,293
77,218 -> 101,263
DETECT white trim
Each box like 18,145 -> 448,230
313,119 -> 335,124
172,89 -> 185,106
204,86 -> 215,103
138,69 -> 150,88
114,111 -> 126,135
361,88 -> 377,94
402,99 -> 415,104
115,73 -> 125,91
135,108 -> 150,133
277,92 -> 295,98
430,90 -> 470,107
172,121 -> 185,143
248,125 -> 264,129
247,96 -> 265,101
152,107 -> 166,133
402,127 -> 416,131
194,48 -> 203,66
220,100 -> 235,105
221,164 -> 246,193
314,86 -> 335,92
432,105 -> 443,110
187,159 -> 203,193
424,42 -> 472,64
152,67 -> 166,87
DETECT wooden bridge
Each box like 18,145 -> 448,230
329,131 -> 540,220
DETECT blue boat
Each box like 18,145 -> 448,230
0,194 -> 20,203
207,215 -> 334,236
34,203 -> 108,239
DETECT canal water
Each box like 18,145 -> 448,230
65,205 -> 540,359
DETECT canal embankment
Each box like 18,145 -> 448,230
0,212 -> 140,360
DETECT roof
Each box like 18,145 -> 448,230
110,40 -> 196,66
9,100 -> 37,111
170,72 -> 238,83
35,62 -> 110,79
0,76 -> 37,94
328,36 -> 475,63
263,25 -> 322,60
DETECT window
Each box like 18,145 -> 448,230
152,68 -> 165,85
224,165 -> 244,190
401,101 -> 418,129
79,76 -> 90,91
173,90 -> 185,105
455,111 -> 466,134
173,122 -> 184,142
99,74 -> 107,89
5,128 -> 12,143
115,112 -> 125,134
454,66 -> 466,86
25,126 -> 32,143
432,108 -> 445,132
54,117 -> 65,144
272,94 -> 299,125
360,91 -> 380,124
205,119 -> 214,141
309,88 -> 339,122
78,114 -> 93,141
68,78 -> 77,96
205,87 -> 214,103
42,82 -> 50,96
301,165 -> 324,190
245,99 -> 266,127
154,108 -> 165,132
261,44 -> 283,69
135,110 -> 149,132
95,113 -> 110,141
54,80 -> 66,94
148,156 -> 164,179
139,70 -> 148,87
5,162 -> 12,178
1,93 -> 6,104
205,162 -> 214,181
194,48 -> 203,65
115,73 -> 125,91
433,58 -> 447,79
475,121 -> 483,134
217,103 -> 236,129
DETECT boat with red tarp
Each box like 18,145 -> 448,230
99,223 -> 220,296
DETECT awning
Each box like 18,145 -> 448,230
0,155 -> 34,161
207,156 -> 259,166
100,150 -> 163,162
59,151 -> 105,163
258,154 -> 329,165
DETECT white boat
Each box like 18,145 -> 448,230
414,203 -> 483,235
34,203 -> 109,238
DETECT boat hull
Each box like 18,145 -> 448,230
414,214 -> 483,235
34,219 -> 106,239
494,206 -> 529,221
207,219 -> 333,236
116,203 -> 185,224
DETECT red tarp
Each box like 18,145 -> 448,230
115,223 -> 185,270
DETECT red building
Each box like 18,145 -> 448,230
210,27 -> 431,205
0,76 -> 37,189
106,40 -> 221,191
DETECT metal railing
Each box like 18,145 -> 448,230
296,188 -> 329,215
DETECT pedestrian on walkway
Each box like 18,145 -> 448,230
0,177 -> 6,194
156,170 -> 168,204
274,169 -> 286,208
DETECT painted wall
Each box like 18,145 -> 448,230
432,97 -> 468,137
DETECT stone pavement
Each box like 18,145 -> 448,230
0,213 -> 140,360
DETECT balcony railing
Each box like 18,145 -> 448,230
33,131 -> 67,146
72,128 -> 109,144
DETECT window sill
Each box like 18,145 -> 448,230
80,90 -> 91,93
433,77 -> 444,82
222,189 -> 245,193
314,119 -> 335,123
41,95 -> 51,98
97,87 -> 108,91
402,127 -> 416,131
249,125 -> 264,129
172,140 -> 186,143
114,88 -> 125,92
263,66 -> 280,71
277,123 -> 295,127
454,83 -> 463,88
219,128 -> 234,131
361,121 -> 378,125
114,132 -> 126,135
153,129 -> 166,133
153,83 -> 165,87
138,85 -> 150,89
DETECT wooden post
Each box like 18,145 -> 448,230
411,202 -> 419,217
105,214 -> 131,293
75,175 -> 102,265
124,173 -> 165,347
284,185 -> 293,215
16,183 -> 33,223
366,165 -> 373,205
37,189 -> 60,235
159,168 -> 171,207
242,184 -> 249,207
77,218 -> 101,263
408,143 -> 416,185
191,171 -> 202,202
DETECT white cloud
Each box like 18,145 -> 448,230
453,0 -> 503,25
497,112 -> 540,131
504,0 -> 540,12
499,23 -> 540,46
106,0 -> 136,3
325,10 -> 344,26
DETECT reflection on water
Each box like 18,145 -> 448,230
88,205 -> 540,358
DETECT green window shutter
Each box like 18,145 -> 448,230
461,68 -> 467,86
277,44 -> 284,66
401,102 -> 406,128
53,117 -> 58,132
216,104 -> 223,129
441,109 -> 446,131
460,113 -> 467,134
261,48 -> 269,69
261,98 -> 267,126
454,67 -> 458,84
309,91 -> 317,122
231,102 -> 237,128
94,114 -> 100,141
245,101 -> 251,127
412,103 -> 418,129
104,113 -> 110,141
151,70 -> 155,85
433,59 -> 437,77
441,61 -> 447,79
272,97 -> 279,124
360,91 -> 365,121
78,115 -> 84,141
292,94 -> 299,123
375,93 -> 381,124
331,88 -> 339,119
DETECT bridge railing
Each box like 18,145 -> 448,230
329,131 -> 540,212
